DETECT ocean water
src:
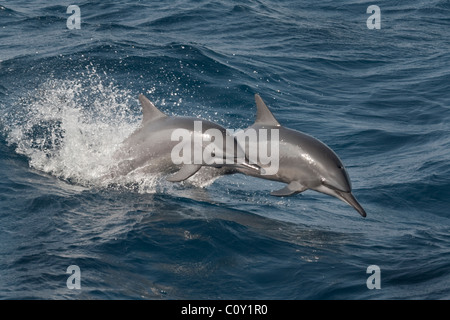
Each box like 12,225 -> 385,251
0,0 -> 449,300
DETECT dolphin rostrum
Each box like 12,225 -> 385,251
110,94 -> 260,182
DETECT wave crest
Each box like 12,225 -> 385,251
0,66 -> 162,190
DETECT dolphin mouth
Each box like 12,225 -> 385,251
320,182 -> 366,217
334,190 -> 367,218
237,161 -> 262,173
222,154 -> 261,173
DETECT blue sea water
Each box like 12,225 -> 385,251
0,0 -> 449,300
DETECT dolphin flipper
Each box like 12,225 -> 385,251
271,181 -> 307,196
167,164 -> 202,182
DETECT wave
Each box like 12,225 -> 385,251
1,66 -> 146,189
0,59 -> 242,194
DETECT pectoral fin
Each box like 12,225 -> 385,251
270,181 -> 307,197
167,164 -> 202,182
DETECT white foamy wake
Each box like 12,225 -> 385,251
1,66 -> 171,192
1,66 -> 227,194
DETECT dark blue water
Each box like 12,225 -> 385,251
1,0 -> 449,299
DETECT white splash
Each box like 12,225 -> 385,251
1,66 -> 166,192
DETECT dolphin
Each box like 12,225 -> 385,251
110,94 -> 260,182
196,94 -> 366,217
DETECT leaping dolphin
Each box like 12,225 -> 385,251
196,94 -> 366,217
240,94 -> 366,217
110,94 -> 260,182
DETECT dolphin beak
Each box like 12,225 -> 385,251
319,183 -> 367,217
334,191 -> 367,217
238,161 -> 262,173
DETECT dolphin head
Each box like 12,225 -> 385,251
310,148 -> 366,217
224,134 -> 261,172
200,124 -> 261,173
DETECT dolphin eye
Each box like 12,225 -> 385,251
338,165 -> 343,170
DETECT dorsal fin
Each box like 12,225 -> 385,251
139,94 -> 167,123
254,94 -> 280,126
